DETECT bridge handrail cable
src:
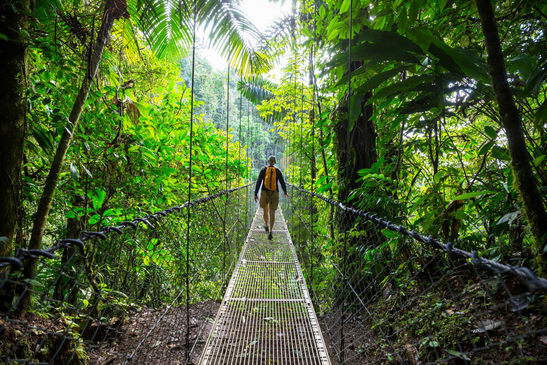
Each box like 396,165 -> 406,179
288,182 -> 547,292
0,183 -> 253,271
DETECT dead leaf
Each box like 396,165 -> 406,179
473,320 -> 504,333
405,343 -> 418,365
539,335 -> 547,345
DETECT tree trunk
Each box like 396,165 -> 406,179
475,0 -> 547,273
20,0 -> 128,314
0,0 -> 30,257
335,91 -> 377,207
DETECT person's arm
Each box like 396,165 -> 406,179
254,167 -> 265,197
277,168 -> 288,196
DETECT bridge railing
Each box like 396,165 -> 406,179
0,184 -> 256,364
282,183 -> 547,364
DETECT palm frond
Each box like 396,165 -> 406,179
237,76 -> 275,103
237,76 -> 286,123
130,0 -> 193,59
198,0 -> 272,77
129,0 -> 272,76
256,14 -> 295,62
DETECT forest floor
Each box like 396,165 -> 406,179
90,300 -> 220,364
317,270 -> 547,365
2,290 -> 545,364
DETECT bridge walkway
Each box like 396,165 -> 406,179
198,206 -> 331,365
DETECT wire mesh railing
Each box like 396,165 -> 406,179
283,183 -> 547,364
0,184 -> 256,364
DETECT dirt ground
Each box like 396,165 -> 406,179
89,300 -> 220,365
0,301 -> 220,365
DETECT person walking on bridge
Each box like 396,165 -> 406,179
254,156 -> 288,240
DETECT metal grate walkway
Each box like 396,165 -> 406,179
198,206 -> 331,365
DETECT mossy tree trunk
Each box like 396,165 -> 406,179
475,0 -> 547,273
0,0 -> 31,257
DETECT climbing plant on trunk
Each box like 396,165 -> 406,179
475,0 -> 547,273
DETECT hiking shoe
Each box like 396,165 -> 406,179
268,232 -> 273,240
264,225 -> 269,232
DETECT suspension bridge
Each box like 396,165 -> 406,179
1,183 -> 546,364
199,206 -> 329,365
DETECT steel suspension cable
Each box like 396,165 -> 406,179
250,103 -> 254,173
223,56 -> 230,288
309,0 -> 317,299
247,99 -> 251,180
300,50 -> 304,192
238,76 -> 243,184
340,1 -> 353,362
238,75 -> 244,241
290,0 -> 298,238
185,1 -> 197,363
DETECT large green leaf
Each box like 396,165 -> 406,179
397,93 -> 438,114
407,28 -> 489,81
30,125 -> 54,154
370,74 -> 435,101
525,68 -> 546,95
357,29 -> 424,55
354,66 -> 408,94
328,43 -> 420,68
453,191 -> 496,199
236,77 -> 286,123
236,76 -> 276,103
427,43 -> 464,78
534,99 -> 547,127
349,93 -> 363,131
492,146 -> 511,161
510,54 -> 535,83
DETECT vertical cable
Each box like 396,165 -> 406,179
238,76 -> 244,239
310,0 -> 317,300
250,103 -> 254,175
247,99 -> 251,180
185,2 -> 197,363
291,0 -> 297,245
226,62 -> 230,191
341,1 -> 353,363
223,57 -> 230,289
239,77 -> 243,184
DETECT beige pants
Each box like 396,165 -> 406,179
259,190 -> 279,210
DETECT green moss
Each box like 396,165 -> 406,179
16,339 -> 32,360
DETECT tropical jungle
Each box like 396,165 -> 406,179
1,0 -> 547,363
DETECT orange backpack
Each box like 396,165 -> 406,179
264,166 -> 277,191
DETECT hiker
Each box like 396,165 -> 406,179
254,156 -> 288,240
